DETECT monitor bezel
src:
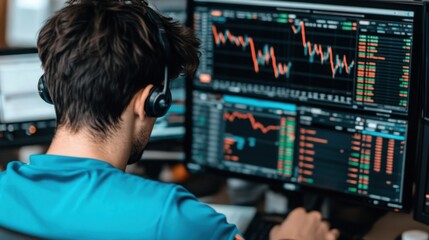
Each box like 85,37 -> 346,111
185,0 -> 424,211
414,3 -> 429,222
0,48 -> 38,56
414,122 -> 429,224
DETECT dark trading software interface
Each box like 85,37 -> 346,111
190,0 -> 414,209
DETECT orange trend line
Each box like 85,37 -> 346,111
270,47 -> 291,79
248,38 -> 259,73
292,21 -> 354,79
212,25 -> 291,78
343,55 -> 350,73
224,112 -> 280,134
213,25 -> 260,73
329,47 -> 335,77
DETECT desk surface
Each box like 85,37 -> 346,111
199,184 -> 429,240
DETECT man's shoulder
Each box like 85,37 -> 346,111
100,170 -> 198,209
105,170 -> 181,196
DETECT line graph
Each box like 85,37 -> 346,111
291,21 -> 355,79
212,25 -> 292,79
224,111 -> 280,134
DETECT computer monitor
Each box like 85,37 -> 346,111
185,0 -> 424,211
0,49 -> 56,147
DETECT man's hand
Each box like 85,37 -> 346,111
269,207 -> 339,240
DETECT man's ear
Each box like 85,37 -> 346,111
133,84 -> 154,120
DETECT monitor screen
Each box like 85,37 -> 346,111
186,0 -> 423,210
0,49 -> 56,147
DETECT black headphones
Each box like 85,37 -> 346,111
38,7 -> 172,118
38,74 -> 53,105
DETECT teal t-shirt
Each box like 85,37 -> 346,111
0,154 -> 241,239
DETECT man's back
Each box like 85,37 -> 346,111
0,154 -> 239,239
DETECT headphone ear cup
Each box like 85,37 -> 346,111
38,75 -> 53,105
144,86 -> 172,118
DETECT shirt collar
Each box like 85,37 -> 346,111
29,154 -> 115,169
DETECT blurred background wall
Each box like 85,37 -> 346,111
0,0 -> 185,49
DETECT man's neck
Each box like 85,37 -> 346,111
46,128 -> 130,170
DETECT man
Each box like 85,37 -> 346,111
0,0 -> 338,239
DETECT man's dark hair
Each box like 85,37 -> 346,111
37,0 -> 199,137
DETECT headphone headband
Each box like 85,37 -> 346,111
143,7 -> 172,118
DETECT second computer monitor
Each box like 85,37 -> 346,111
0,49 -> 56,147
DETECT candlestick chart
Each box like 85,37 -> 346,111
211,17 -> 357,94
